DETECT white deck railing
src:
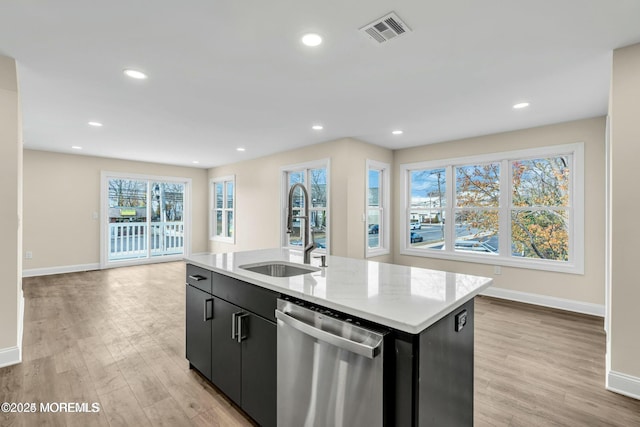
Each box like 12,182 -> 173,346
109,221 -> 184,261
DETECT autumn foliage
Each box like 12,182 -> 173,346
455,157 -> 570,260
511,157 -> 569,261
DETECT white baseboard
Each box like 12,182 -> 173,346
0,288 -> 25,369
0,346 -> 21,369
480,287 -> 605,317
22,263 -> 100,278
607,370 -> 640,400
101,256 -> 183,270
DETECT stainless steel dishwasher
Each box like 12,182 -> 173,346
275,298 -> 387,427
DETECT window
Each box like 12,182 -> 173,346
511,156 -> 571,261
400,143 -> 584,274
455,162 -> 500,254
282,160 -> 329,253
409,168 -> 446,250
366,160 -> 390,257
211,176 -> 235,243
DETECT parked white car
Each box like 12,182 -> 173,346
410,222 -> 422,230
454,240 -> 497,253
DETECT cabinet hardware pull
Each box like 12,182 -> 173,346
204,298 -> 213,321
237,313 -> 250,343
231,312 -> 239,340
189,274 -> 206,281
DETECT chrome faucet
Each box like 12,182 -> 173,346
286,183 -> 316,264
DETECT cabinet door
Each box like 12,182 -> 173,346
241,314 -> 277,427
185,284 -> 212,380
211,298 -> 242,405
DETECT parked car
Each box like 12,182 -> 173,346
368,224 -> 379,234
410,222 -> 422,230
454,240 -> 497,253
410,232 -> 423,243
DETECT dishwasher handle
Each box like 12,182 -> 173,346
275,309 -> 382,359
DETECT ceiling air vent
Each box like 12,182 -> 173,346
359,12 -> 412,44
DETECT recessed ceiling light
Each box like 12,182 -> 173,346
237,147 -> 246,152
312,125 -> 323,130
71,146 -> 82,150
192,160 -> 199,164
88,121 -> 103,127
301,33 -> 322,47
513,102 -> 530,109
123,69 -> 148,79
392,130 -> 403,135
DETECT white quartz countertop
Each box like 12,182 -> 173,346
185,248 -> 493,334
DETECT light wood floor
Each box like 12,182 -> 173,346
0,262 -> 638,426
474,297 -> 640,426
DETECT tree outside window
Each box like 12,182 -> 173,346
455,163 -> 500,254
511,156 -> 570,261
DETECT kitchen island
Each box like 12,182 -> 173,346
185,248 -> 493,427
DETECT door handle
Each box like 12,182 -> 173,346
204,298 -> 213,321
189,274 -> 207,281
236,313 -> 250,343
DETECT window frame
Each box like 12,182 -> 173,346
366,159 -> 391,258
210,175 -> 235,243
400,143 -> 584,274
281,159 -> 330,254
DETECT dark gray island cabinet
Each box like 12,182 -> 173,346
186,264 -> 277,427
185,251 -> 491,427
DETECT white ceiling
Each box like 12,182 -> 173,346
1,1 -> 639,169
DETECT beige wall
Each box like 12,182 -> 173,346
0,55 -> 21,353
610,43 -> 640,379
208,138 -> 394,262
393,117 -> 606,306
23,150 -> 209,270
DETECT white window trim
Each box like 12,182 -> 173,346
366,159 -> 391,258
210,175 -> 235,244
399,143 -> 584,274
280,158 -> 330,254
100,171 -> 192,269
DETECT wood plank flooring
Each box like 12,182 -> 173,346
1,262 -> 254,427
0,261 -> 638,426
474,297 -> 639,426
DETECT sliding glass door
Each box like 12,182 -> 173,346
102,173 -> 190,266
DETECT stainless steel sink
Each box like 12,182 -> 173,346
239,261 -> 320,277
